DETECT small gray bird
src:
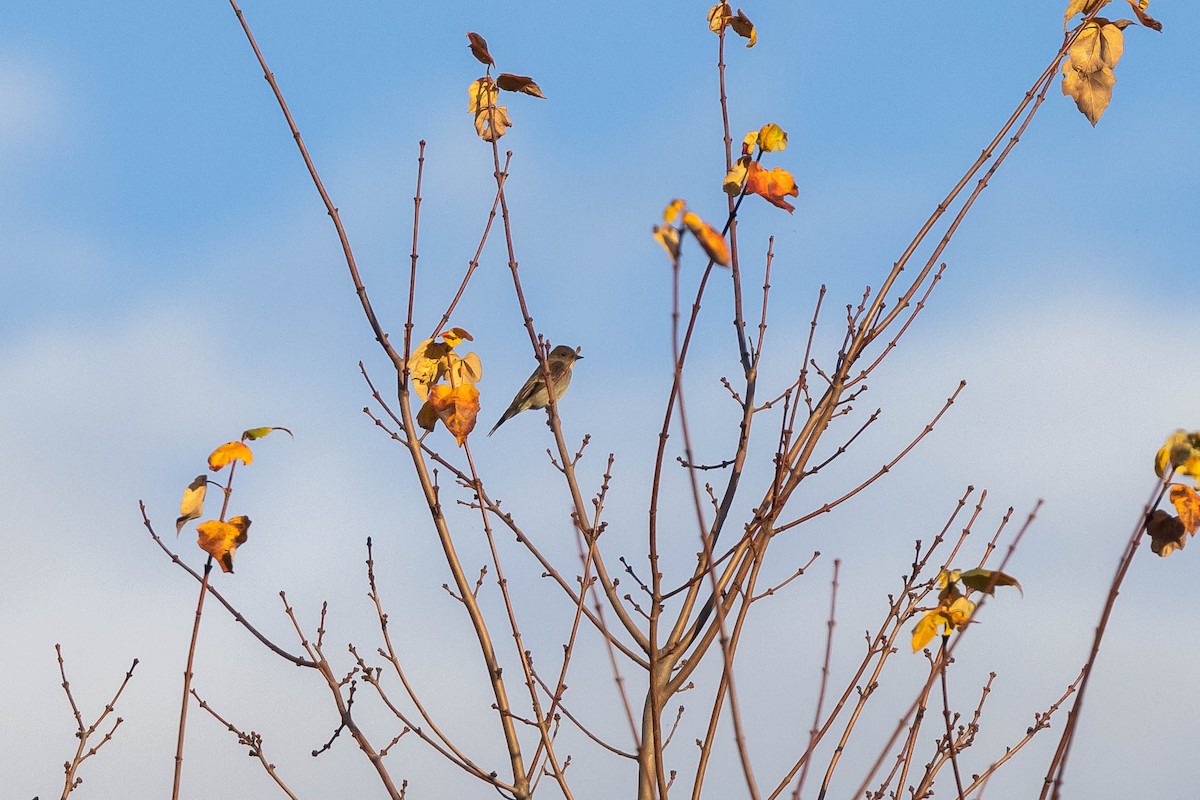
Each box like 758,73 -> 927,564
488,345 -> 583,436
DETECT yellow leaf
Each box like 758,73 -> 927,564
730,9 -> 756,47
912,610 -> 945,651
757,123 -> 788,152
428,384 -> 480,446
707,2 -> 732,33
959,567 -> 1023,596
1148,509 -> 1187,557
1068,23 -> 1125,73
945,596 -> 976,628
449,352 -> 483,386
741,130 -> 759,155
417,399 -> 439,433
466,32 -> 494,66
196,516 -> 251,574
653,224 -> 681,261
467,78 -> 499,115
1154,430 -> 1196,478
1170,484 -> 1200,535
1063,0 -> 1111,29
496,73 -> 546,99
208,441 -> 254,472
1061,62 -> 1115,126
936,569 -> 960,589
176,475 -> 207,535
682,212 -> 731,267
408,339 -> 445,400
475,105 -> 513,142
662,198 -> 685,224
440,327 -> 474,347
744,162 -> 799,212
723,158 -> 749,196
241,426 -> 293,441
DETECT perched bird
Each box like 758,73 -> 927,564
488,345 -> 583,436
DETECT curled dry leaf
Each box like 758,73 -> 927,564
1125,0 -> 1162,31
466,32 -> 494,66
729,9 -> 756,47
196,516 -> 252,574
176,475 -> 207,535
208,441 -> 254,472
496,73 -> 546,98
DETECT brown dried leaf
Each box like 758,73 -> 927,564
1148,509 -> 1187,557
496,73 -> 546,99
1125,0 -> 1162,30
467,32 -> 494,66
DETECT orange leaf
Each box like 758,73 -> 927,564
208,441 -> 254,472
428,384 -> 480,446
196,516 -> 251,574
1170,484 -> 1200,535
683,212 -> 731,267
745,162 -> 799,213
466,32 -> 494,66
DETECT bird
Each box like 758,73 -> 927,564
488,345 -> 583,436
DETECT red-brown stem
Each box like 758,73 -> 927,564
792,559 -> 840,800
172,558 -> 213,800
1040,478 -> 1170,799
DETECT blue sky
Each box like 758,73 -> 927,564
3,2 -> 1199,799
